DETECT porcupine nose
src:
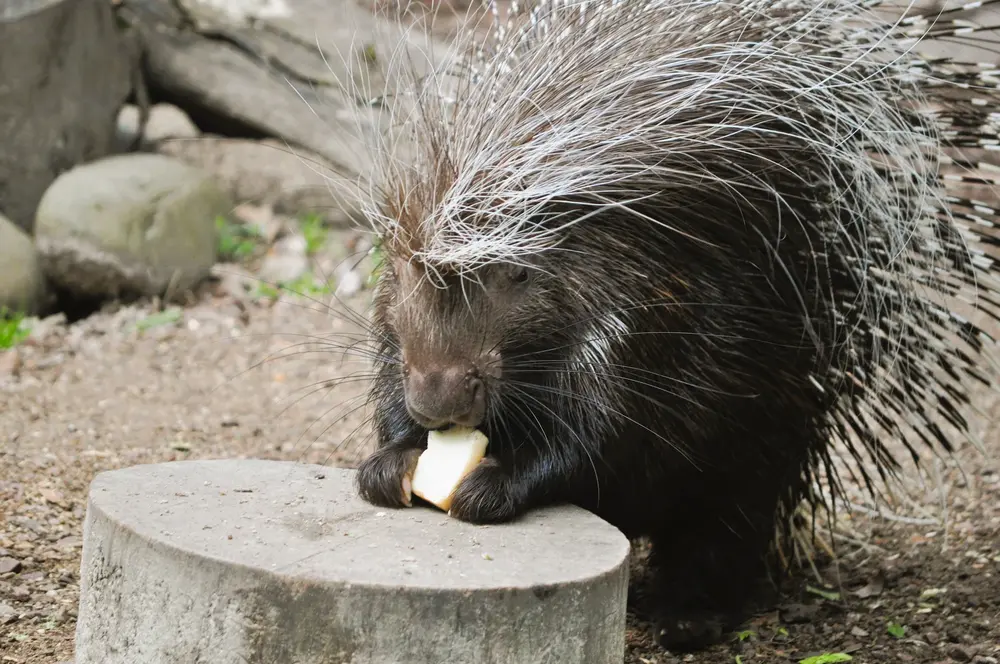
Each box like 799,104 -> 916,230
404,365 -> 485,429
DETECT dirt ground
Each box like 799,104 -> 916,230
0,259 -> 997,664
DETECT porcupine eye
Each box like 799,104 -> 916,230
511,266 -> 529,284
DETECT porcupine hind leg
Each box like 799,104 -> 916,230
644,426 -> 814,651
644,502 -> 776,651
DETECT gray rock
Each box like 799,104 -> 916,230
126,0 -> 449,182
34,154 -> 234,299
116,104 -> 201,151
334,269 -> 364,298
0,213 -> 47,314
258,234 -> 309,285
75,459 -> 630,664
0,556 -> 22,574
158,137 -> 364,224
0,0 -> 134,233
0,601 -> 17,625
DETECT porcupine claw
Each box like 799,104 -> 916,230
401,465 -> 416,507
400,448 -> 421,506
356,446 -> 423,509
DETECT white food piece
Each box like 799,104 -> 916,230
410,426 -> 489,512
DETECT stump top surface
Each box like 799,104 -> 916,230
88,459 -> 629,591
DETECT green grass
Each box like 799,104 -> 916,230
299,212 -> 330,255
0,308 -> 30,349
254,272 -> 334,301
216,212 -> 332,264
215,215 -> 264,261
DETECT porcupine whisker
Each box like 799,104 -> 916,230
496,298 -> 829,359
197,333 -> 391,407
499,381 -> 607,496
503,360 -> 758,399
275,373 -> 379,427
291,391 -> 373,463
501,366 -> 722,421
256,331 -> 399,366
498,386 -> 563,462
238,271 -> 386,342
501,377 -> 699,463
503,327 -> 833,363
282,371 -> 384,400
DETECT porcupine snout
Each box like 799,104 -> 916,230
403,362 -> 486,429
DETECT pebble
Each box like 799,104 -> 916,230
0,609 -> 17,625
949,644 -> 975,662
41,489 -> 69,510
115,103 -> 200,150
0,350 -> 21,377
258,234 -> 309,285
142,104 -> 202,144
778,602 -> 819,623
0,557 -> 22,574
335,269 -> 364,298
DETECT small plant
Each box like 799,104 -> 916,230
255,283 -> 281,300
286,273 -> 334,297
736,630 -> 756,642
254,273 -> 334,301
300,213 -> 329,255
216,215 -> 263,261
367,234 -> 386,287
799,654 -> 853,664
806,585 -> 841,601
0,308 -> 30,349
135,307 -> 183,332
887,621 -> 906,639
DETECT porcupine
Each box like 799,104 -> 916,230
352,0 -> 1000,650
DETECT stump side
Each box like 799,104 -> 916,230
74,460 -> 630,664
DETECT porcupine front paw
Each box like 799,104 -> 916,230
447,457 -> 519,524
356,446 -> 423,508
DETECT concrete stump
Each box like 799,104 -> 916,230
75,459 -> 631,664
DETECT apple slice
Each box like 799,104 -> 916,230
410,426 -> 489,512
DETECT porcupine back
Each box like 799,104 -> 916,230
360,0 -> 1000,545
